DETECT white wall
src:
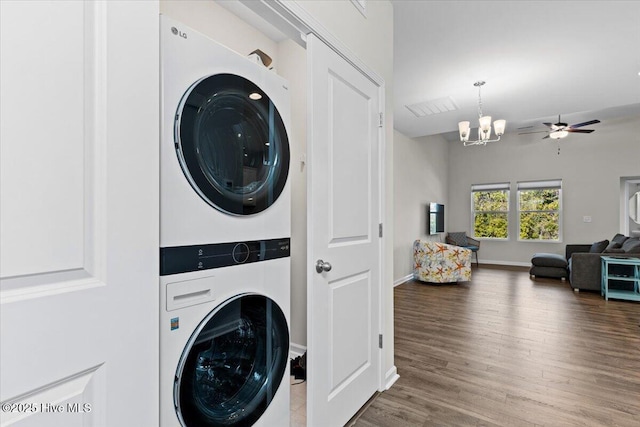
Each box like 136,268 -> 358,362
447,114 -> 640,264
275,39 -> 308,351
393,130 -> 449,282
160,1 -> 279,63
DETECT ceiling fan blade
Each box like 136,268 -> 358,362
518,130 -> 549,135
543,122 -> 554,128
569,119 -> 600,129
542,134 -> 550,140
567,128 -> 595,133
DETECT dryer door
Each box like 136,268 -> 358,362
175,294 -> 289,427
176,73 -> 290,215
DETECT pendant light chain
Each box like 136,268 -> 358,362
477,83 -> 483,119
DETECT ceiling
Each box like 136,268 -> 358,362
223,0 -> 640,141
392,0 -> 640,141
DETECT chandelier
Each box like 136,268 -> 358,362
458,81 -> 506,146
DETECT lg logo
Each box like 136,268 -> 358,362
171,26 -> 187,39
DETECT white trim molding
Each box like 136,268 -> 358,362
481,260 -> 531,268
350,0 -> 367,17
239,0 -> 383,86
384,366 -> 399,390
289,342 -> 307,359
394,274 -> 413,287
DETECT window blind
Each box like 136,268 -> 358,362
472,182 -> 510,192
517,180 -> 562,190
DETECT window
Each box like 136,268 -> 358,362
517,180 -> 562,241
471,183 -> 509,239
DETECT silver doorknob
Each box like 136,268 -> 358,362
315,259 -> 332,273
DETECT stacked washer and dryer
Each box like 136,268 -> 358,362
159,15 -> 291,427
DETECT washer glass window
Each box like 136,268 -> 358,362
175,294 -> 289,427
177,73 -> 289,215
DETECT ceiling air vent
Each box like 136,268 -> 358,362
405,96 -> 458,118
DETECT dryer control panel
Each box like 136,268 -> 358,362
160,238 -> 290,276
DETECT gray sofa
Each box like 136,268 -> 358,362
567,233 -> 640,291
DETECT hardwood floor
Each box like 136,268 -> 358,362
353,266 -> 640,427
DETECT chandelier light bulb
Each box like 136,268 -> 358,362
458,121 -> 470,141
479,115 -> 492,131
479,125 -> 492,142
458,81 -> 506,146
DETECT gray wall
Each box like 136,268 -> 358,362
393,130 -> 449,281
446,114 -> 640,264
393,114 -> 640,284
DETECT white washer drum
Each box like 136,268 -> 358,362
174,293 -> 289,427
176,73 -> 290,216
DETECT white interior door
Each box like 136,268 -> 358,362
307,34 -> 382,427
0,1 -> 158,425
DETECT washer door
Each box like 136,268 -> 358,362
176,73 -> 290,215
175,294 -> 289,427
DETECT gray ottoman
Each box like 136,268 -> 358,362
530,253 -> 568,279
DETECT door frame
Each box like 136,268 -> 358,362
238,0 -> 388,391
621,177 -> 640,235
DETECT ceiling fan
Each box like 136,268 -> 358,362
519,115 -> 600,139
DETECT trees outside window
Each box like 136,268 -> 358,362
471,183 -> 509,239
518,180 -> 562,241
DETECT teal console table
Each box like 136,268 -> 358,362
600,256 -> 640,302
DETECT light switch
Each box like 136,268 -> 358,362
583,216 -> 592,223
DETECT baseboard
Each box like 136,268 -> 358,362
394,274 -> 413,287
384,365 -> 399,390
394,262 -> 530,285
479,259 -> 530,268
289,342 -> 306,359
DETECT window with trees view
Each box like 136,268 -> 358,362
517,180 -> 562,241
472,183 -> 509,239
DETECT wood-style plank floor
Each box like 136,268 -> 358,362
353,266 -> 640,427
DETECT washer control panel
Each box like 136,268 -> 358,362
160,238 -> 290,276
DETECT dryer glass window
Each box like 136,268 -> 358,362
177,74 -> 289,215
175,294 -> 289,427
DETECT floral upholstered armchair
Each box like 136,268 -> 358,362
413,240 -> 472,283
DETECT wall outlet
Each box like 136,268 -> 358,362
583,216 -> 592,223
